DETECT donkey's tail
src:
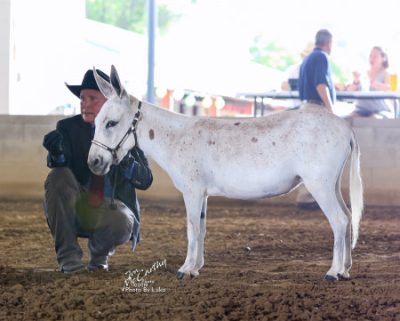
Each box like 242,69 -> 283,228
350,130 -> 364,249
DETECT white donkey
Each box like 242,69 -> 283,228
88,66 -> 363,282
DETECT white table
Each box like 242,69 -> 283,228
238,91 -> 400,117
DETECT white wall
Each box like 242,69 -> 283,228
5,1 -> 149,116
0,0 -> 11,114
9,0 -> 85,115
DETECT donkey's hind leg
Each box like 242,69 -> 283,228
335,167 -> 352,279
305,181 -> 350,281
176,191 -> 204,279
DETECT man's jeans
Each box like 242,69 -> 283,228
44,168 -> 135,269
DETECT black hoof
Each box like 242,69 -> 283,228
190,274 -> 195,279
324,275 -> 337,282
176,271 -> 186,279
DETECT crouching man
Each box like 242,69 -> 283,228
43,69 -> 153,273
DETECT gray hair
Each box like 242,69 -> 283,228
315,29 -> 332,46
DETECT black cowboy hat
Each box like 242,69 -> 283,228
65,69 -> 110,98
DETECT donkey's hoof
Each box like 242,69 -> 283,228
324,275 -> 337,282
176,271 -> 186,279
190,274 -> 195,279
338,273 -> 351,281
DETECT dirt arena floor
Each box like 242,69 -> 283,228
2,197 -> 400,321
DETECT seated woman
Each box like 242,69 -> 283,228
346,46 -> 393,118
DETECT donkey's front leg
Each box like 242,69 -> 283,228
176,192 -> 203,279
189,197 -> 208,277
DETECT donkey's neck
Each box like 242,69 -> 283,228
135,102 -> 194,171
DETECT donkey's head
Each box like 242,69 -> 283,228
88,65 -> 140,176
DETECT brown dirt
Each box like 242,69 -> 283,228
1,198 -> 400,321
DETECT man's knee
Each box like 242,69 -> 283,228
88,207 -> 135,255
114,208 -> 135,245
100,203 -> 135,245
44,167 -> 82,222
45,168 -> 77,190
45,168 -> 81,202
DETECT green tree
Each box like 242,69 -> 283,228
250,35 -> 351,83
249,36 -> 298,72
85,0 -> 184,35
330,60 -> 351,84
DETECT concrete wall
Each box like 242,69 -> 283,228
0,115 -> 182,202
0,115 -> 399,206
344,117 -> 400,206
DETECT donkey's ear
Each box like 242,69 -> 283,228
110,65 -> 128,99
93,67 -> 113,98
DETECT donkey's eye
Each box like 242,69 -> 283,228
106,120 -> 119,129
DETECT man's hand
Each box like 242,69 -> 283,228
119,152 -> 135,169
316,84 -> 334,113
43,130 -> 64,156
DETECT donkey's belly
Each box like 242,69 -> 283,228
207,171 -> 302,201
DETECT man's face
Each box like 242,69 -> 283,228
80,89 -> 107,124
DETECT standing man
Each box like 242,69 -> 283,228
43,69 -> 153,273
297,29 -> 335,210
299,29 -> 335,113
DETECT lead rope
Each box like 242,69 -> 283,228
110,169 -> 118,210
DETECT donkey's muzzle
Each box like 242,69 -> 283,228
88,154 -> 109,176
